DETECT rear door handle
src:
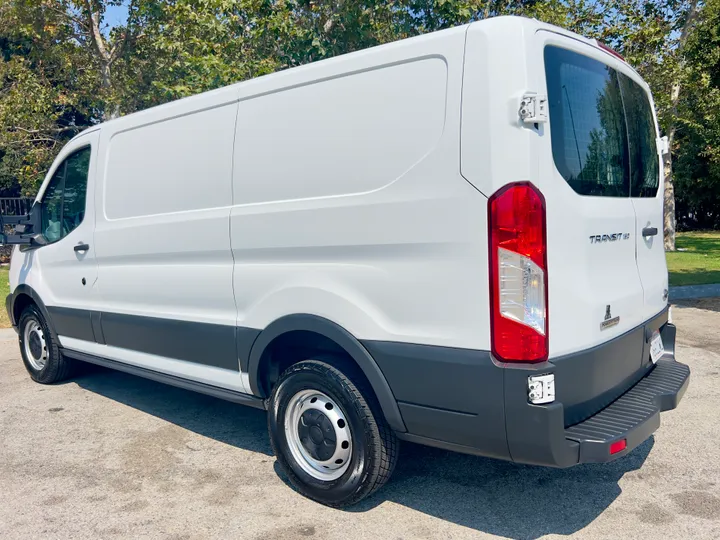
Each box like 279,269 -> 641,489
642,227 -> 658,237
74,243 -> 90,252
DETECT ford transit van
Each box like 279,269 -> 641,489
3,16 -> 689,507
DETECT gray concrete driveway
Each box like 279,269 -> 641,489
1,303 -> 719,539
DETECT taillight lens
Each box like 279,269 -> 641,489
488,182 -> 548,362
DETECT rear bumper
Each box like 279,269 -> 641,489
565,358 -> 688,463
503,353 -> 689,467
366,310 -> 690,467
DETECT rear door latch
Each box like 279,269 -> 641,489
519,93 -> 548,124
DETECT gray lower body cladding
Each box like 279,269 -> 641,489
364,307 -> 690,467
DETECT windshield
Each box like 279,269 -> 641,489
544,46 -> 659,198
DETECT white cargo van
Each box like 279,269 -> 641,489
3,16 -> 689,507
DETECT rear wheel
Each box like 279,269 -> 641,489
18,305 -> 73,384
268,359 -> 398,507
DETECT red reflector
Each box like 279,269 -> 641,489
609,439 -> 627,455
596,41 -> 625,61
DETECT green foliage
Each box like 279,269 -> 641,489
0,0 -> 719,218
674,0 -> 720,228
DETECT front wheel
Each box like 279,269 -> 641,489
18,304 -> 73,384
268,359 -> 398,507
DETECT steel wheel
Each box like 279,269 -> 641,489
23,319 -> 47,371
284,389 -> 353,481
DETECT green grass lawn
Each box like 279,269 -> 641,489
667,231 -> 720,287
0,266 -> 9,328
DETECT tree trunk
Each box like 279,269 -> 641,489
100,60 -> 120,120
86,3 -> 119,120
662,0 -> 699,251
663,149 -> 676,251
664,81 -> 681,252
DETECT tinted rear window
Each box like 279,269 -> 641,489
544,46 -> 659,198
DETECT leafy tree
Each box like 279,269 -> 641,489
596,0 -> 701,249
0,0 -> 141,194
673,0 -> 720,228
0,0 -> 718,245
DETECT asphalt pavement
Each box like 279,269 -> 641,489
0,302 -> 718,539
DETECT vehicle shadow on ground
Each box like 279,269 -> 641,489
349,437 -> 653,539
71,365 -> 273,457
72,365 -> 652,539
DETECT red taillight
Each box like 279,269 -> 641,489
488,182 -> 548,362
596,41 -> 625,62
609,439 -> 627,455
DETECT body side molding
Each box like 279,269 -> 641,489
246,314 -> 407,433
63,349 -> 266,410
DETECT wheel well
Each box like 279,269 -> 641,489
12,293 -> 35,325
257,330 -> 368,398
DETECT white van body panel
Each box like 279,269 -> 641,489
9,130 -> 102,312
229,26 -> 492,349
92,91 -> 238,328
631,85 -> 669,319
461,17 -> 536,198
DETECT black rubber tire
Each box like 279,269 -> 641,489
18,304 -> 73,384
268,359 -> 399,507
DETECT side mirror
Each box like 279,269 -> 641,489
0,201 -> 40,245
657,135 -> 670,157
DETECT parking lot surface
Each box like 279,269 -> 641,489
1,302 -> 719,539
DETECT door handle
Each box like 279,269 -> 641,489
74,242 -> 90,252
642,227 -> 658,237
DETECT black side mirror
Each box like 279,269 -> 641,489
0,201 -> 39,245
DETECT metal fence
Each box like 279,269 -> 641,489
0,198 -> 33,216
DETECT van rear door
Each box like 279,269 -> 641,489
620,76 -> 669,319
538,37 -> 649,357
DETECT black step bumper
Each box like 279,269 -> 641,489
564,358 -> 689,463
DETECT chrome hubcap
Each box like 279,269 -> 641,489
23,320 -> 47,370
284,390 -> 353,481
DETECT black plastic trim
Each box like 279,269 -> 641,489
247,314 -> 407,433
90,311 -> 105,344
47,306 -> 95,342
63,349 -> 266,410
502,316 -> 686,467
5,293 -> 13,327
236,326 -> 261,372
7,285 -> 59,339
554,305 -> 670,427
364,339 -> 509,459
9,294 -> 246,372
100,311 -> 239,371
565,358 -> 690,463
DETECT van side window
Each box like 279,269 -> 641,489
620,74 -> 660,198
40,147 -> 90,243
544,46 -> 629,197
